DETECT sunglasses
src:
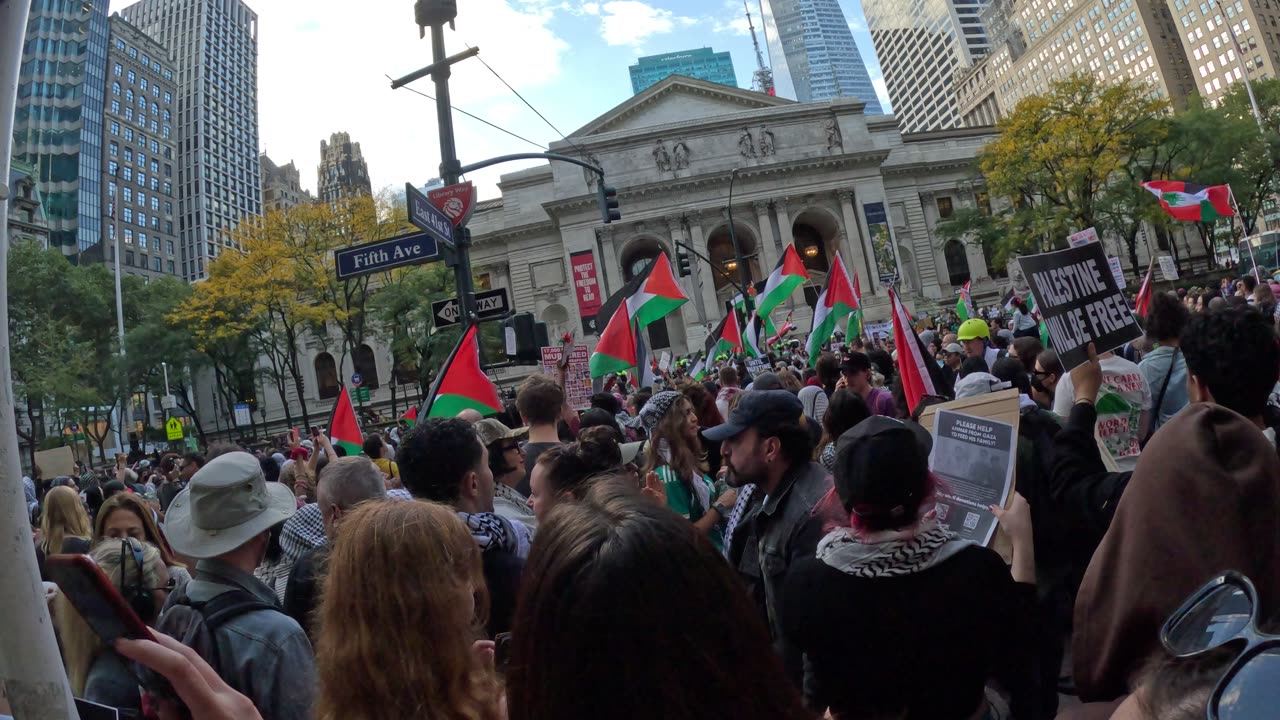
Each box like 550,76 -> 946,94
1160,571 -> 1280,719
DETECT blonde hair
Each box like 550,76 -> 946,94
41,485 -> 91,556
56,538 -> 165,695
315,501 -> 499,720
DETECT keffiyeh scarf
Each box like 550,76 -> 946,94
459,511 -> 532,560
816,518 -> 972,578
629,390 -> 683,433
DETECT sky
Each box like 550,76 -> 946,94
255,0 -> 891,201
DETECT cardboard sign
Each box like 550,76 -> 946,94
540,345 -> 592,410
929,408 -> 1016,547
34,446 -> 75,477
1067,227 -> 1100,247
1159,255 -> 1179,280
1107,256 -> 1127,288
1018,242 -> 1142,372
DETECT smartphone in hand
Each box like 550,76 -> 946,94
46,554 -> 153,644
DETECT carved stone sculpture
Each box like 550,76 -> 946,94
825,118 -> 843,152
758,125 -> 776,156
672,139 -> 690,169
582,151 -> 602,190
738,127 -> 756,159
652,140 -> 672,172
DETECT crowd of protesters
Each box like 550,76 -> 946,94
13,269 -> 1280,720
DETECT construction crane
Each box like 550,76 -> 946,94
744,0 -> 775,95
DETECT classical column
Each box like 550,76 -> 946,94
774,198 -> 795,252
598,227 -> 623,294
686,215 -> 719,322
753,200 -> 779,273
667,215 -> 704,324
840,189 -> 879,296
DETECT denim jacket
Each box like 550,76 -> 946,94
727,460 -> 832,686
162,557 -> 316,720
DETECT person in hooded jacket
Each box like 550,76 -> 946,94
781,416 -> 1039,719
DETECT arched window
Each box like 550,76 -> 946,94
112,81 -> 120,96
354,344 -> 380,389
944,240 -> 971,287
314,353 -> 339,400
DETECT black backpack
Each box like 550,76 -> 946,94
154,589 -> 276,677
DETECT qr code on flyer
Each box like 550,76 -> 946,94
935,504 -> 950,521
963,511 -> 980,530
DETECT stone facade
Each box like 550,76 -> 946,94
318,132 -> 372,203
261,153 -> 313,212
7,162 -> 50,248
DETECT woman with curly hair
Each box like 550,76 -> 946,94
314,500 -> 500,720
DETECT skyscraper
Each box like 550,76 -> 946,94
103,14 -> 180,279
629,48 -> 738,95
13,0 -> 111,257
261,154 -> 313,212
759,0 -> 883,111
863,0 -> 992,132
317,132 -> 372,203
120,0 -> 261,282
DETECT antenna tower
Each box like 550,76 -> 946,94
744,0 -> 775,95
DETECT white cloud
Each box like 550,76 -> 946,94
872,76 -> 893,113
591,1 -> 695,46
255,0 -> 571,199
848,17 -> 866,32
581,1 -> 600,14
712,15 -> 751,35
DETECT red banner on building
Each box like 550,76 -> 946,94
570,249 -> 603,334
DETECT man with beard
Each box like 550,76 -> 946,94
704,390 -> 832,690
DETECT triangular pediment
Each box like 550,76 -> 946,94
570,75 -> 793,137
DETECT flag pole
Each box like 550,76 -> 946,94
1227,185 -> 1260,281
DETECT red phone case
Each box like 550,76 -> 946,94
46,554 -> 154,642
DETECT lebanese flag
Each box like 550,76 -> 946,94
626,253 -> 688,329
423,325 -> 503,418
756,244 -> 810,318
890,288 -> 942,414
1134,261 -> 1155,317
328,386 -> 364,456
807,252 -> 858,364
400,406 -> 418,427
1141,180 -> 1235,222
590,303 -> 637,378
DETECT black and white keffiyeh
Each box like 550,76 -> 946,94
816,518 -> 972,578
280,502 -> 326,563
459,511 -> 531,560
628,390 -> 683,433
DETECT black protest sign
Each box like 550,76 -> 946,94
1017,242 -> 1142,372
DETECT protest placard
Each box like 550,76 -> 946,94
540,345 -> 592,410
929,408 -> 1016,547
1017,242 -> 1142,372
745,357 -> 770,377
1067,227 -> 1100,248
658,351 -> 671,372
34,446 -> 74,477
1107,256 -> 1127,288
1159,255 -> 1179,280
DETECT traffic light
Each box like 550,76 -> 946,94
505,313 -> 540,365
599,184 -> 620,224
675,244 -> 692,277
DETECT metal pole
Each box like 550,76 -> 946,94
0,0 -> 83,714
428,23 -> 476,329
110,169 -> 132,455
1210,0 -> 1265,129
726,168 -> 754,316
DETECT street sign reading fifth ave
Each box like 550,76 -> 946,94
432,288 -> 511,328
334,230 -> 441,280
406,182 -> 455,247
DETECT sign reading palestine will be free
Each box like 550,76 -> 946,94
1017,242 -> 1142,372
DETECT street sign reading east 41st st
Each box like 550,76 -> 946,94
406,183 -> 455,247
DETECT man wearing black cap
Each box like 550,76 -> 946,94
838,352 -> 897,417
704,389 -> 831,689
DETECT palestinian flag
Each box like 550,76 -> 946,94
400,406 -> 418,427
590,303 -> 637,378
1134,261 -> 1155,318
744,313 -> 764,358
756,244 -> 810,318
956,280 -> 973,321
690,355 -> 707,381
594,252 -> 688,336
807,252 -> 858,365
1141,181 -> 1235,223
732,281 -> 776,335
707,311 -> 742,356
328,386 -> 364,456
423,325 -> 503,418
890,288 -> 950,413
1002,290 -> 1037,314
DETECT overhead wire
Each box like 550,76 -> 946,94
385,74 -> 546,152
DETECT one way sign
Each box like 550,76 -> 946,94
431,288 -> 511,328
